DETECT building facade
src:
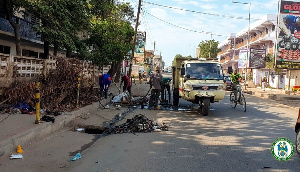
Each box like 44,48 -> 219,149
218,14 -> 300,90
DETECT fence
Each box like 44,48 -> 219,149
0,54 -> 102,88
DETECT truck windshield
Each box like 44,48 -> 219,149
186,63 -> 223,80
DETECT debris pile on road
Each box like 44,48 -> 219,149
104,114 -> 168,135
1,57 -> 99,112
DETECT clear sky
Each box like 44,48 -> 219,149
121,0 -> 279,67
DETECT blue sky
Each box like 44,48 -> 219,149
121,0 -> 279,67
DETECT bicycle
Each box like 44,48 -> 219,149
230,84 -> 246,112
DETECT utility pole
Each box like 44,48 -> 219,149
209,32 -> 212,59
152,41 -> 155,71
129,0 -> 142,77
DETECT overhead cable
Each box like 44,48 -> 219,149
143,10 -> 226,37
143,1 -> 260,22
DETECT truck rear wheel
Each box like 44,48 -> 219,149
173,88 -> 179,106
201,98 -> 210,116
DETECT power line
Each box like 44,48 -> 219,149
143,1 -> 260,22
143,10 -> 226,37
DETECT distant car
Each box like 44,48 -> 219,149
295,108 -> 300,156
224,75 -> 233,91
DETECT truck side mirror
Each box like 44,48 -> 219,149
180,68 -> 185,75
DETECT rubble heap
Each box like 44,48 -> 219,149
103,114 -> 168,135
1,57 -> 99,112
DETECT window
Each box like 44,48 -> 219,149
0,1 -> 5,19
0,45 -> 11,54
22,49 -> 38,58
186,63 -> 223,80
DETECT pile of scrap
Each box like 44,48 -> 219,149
0,57 -> 98,112
104,114 -> 168,135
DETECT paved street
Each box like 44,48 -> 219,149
0,89 -> 299,172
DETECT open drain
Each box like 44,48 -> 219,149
76,114 -> 168,135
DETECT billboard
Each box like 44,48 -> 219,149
276,0 -> 300,69
134,31 -> 146,60
238,49 -> 248,68
249,48 -> 266,68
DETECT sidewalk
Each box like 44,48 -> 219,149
244,86 -> 300,109
0,81 -> 299,158
0,81 -> 151,158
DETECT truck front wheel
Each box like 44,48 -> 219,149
200,98 -> 210,116
173,88 -> 179,106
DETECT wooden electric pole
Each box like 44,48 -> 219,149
129,0 -> 142,77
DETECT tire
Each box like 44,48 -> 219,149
173,88 -> 179,106
296,130 -> 300,156
201,98 -> 210,116
240,94 -> 246,112
230,92 -> 237,108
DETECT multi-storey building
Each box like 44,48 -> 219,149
0,5 -> 98,87
218,14 -> 300,90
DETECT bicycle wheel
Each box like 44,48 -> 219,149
240,94 -> 246,112
230,92 -> 237,108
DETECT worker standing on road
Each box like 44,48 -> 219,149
149,67 -> 163,109
120,71 -> 131,96
262,76 -> 267,91
161,75 -> 171,104
139,70 -> 143,84
99,73 -> 112,99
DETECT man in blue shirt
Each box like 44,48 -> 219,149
99,73 -> 111,99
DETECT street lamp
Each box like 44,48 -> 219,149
232,1 -> 251,89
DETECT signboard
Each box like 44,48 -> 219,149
276,0 -> 300,69
249,48 -> 266,68
134,31 -> 146,61
238,49 -> 248,68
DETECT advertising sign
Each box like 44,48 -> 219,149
276,0 -> 300,69
249,48 -> 266,68
238,49 -> 248,68
134,31 -> 146,61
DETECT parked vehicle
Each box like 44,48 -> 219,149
224,75 -> 233,91
295,108 -> 300,156
172,57 -> 226,116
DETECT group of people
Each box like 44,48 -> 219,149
98,67 -> 170,110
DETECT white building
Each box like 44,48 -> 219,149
218,14 -> 300,91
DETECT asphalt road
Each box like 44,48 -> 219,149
67,94 -> 300,172
0,92 -> 299,172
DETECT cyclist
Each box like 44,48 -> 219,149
230,69 -> 242,103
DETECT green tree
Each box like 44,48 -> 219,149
198,40 -> 221,59
26,0 -> 90,58
2,0 -> 28,56
265,53 -> 274,69
175,54 -> 183,59
88,0 -> 135,77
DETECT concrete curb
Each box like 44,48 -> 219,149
0,99 -> 111,157
0,81 -> 126,157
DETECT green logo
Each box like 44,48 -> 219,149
271,138 -> 294,161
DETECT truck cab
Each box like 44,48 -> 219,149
172,58 -> 226,116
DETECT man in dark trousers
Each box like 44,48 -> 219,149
120,71 -> 131,96
149,67 -> 163,109
99,73 -> 112,99
230,69 -> 242,103
161,75 -> 171,104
